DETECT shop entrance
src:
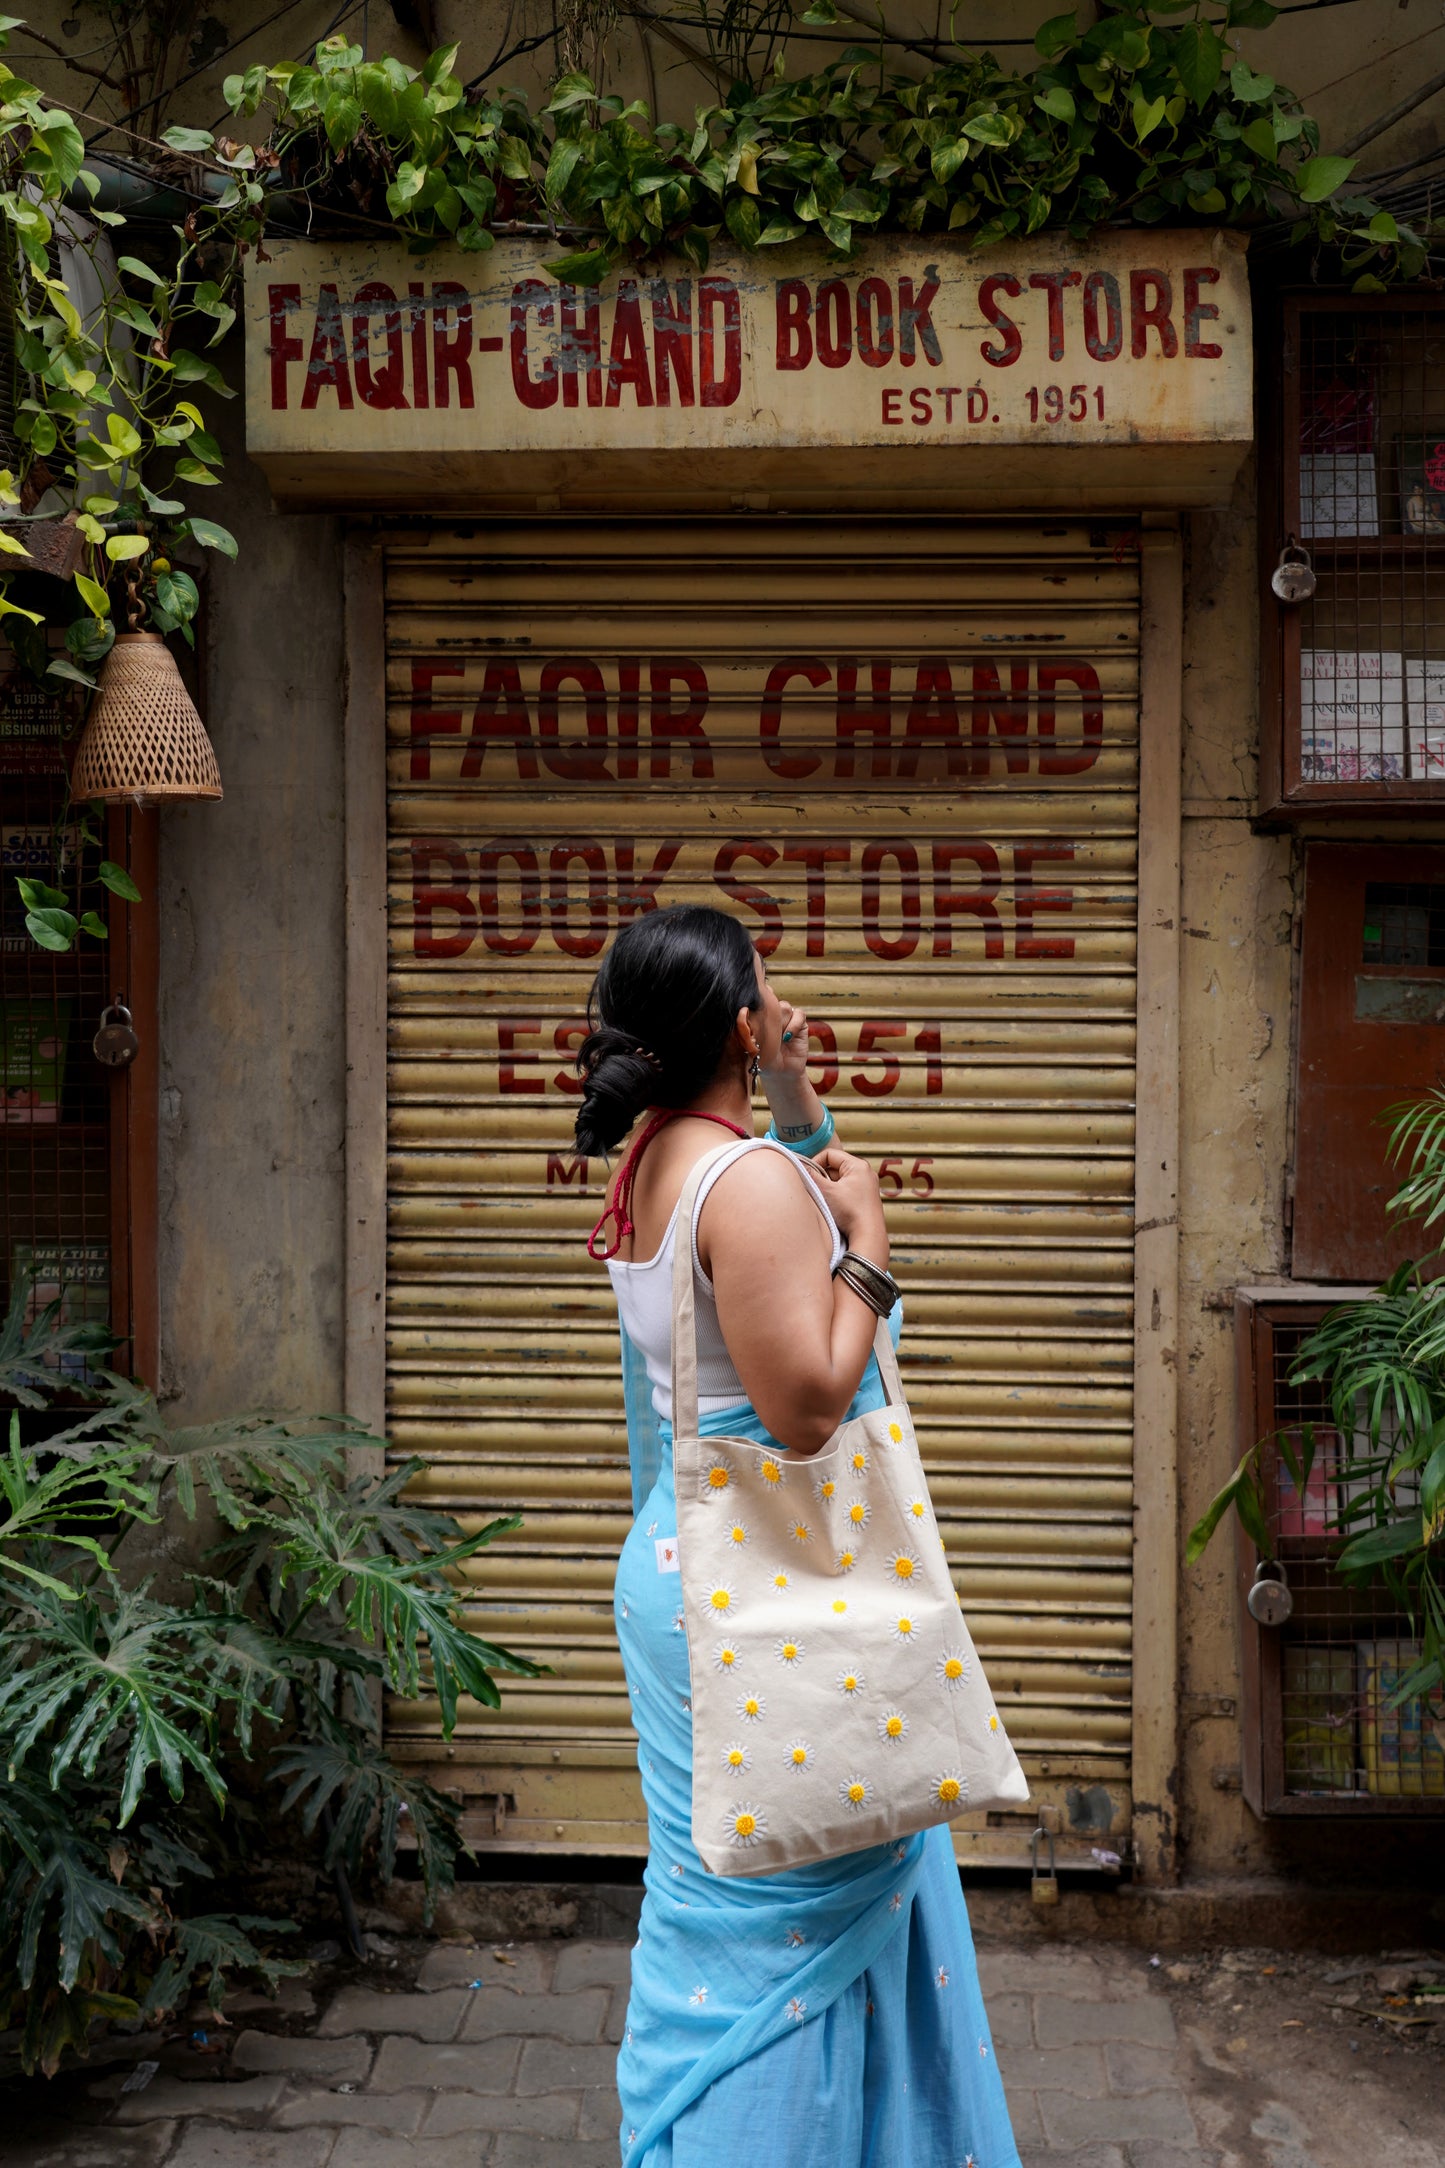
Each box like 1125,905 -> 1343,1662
379,518 -> 1141,1867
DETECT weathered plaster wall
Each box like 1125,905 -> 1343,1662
1176,469 -> 1295,1881
156,349 -> 347,1421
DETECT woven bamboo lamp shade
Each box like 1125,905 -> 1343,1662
70,633 -> 222,804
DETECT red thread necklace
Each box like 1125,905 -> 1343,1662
587,1108 -> 749,1262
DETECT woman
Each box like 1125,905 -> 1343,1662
578,904 -> 1021,2168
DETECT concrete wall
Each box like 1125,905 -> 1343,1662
156,355 -> 348,1420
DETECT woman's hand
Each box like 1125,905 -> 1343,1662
759,1001 -> 827,1144
810,1147 -> 888,1264
759,1000 -> 810,1083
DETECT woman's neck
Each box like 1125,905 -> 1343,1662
678,1070 -> 752,1133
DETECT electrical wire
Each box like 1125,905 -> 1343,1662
78,0 -> 315,145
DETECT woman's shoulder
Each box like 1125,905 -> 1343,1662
697,1136 -> 829,1214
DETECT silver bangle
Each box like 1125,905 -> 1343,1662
834,1250 -> 899,1317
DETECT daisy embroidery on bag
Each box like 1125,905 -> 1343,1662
728,1521 -> 749,1548
840,1774 -> 874,1812
722,1742 -> 751,1773
830,1597 -> 848,1614
887,1421 -> 904,1444
760,1456 -> 785,1488
789,1519 -> 811,1545
837,1667 -> 865,1696
785,1998 -> 807,2023
889,1549 -> 919,1584
770,1568 -> 790,1592
987,1712 -> 1001,1733
786,1740 -> 813,1773
937,1650 -> 971,1691
814,1475 -> 836,1503
775,1637 -> 804,1666
738,1691 -> 767,1723
845,1497 -> 870,1530
850,1447 -> 869,1475
713,1641 -> 742,1674
933,1771 -> 967,1808
878,1709 -> 909,1745
707,1582 -> 736,1615
704,1458 -> 732,1496
727,1804 -> 766,1848
835,1548 -> 858,1574
893,1615 -> 917,1641
907,1497 -> 927,1523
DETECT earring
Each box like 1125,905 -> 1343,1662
749,1051 -> 761,1083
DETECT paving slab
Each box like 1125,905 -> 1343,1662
1019,2149 -> 1127,2168
369,2038 -> 523,2096
110,2075 -> 287,2124
577,2085 -> 624,2141
423,2090 -> 579,2140
1035,1997 -> 1179,2050
457,1986 -> 609,2045
552,1941 -> 634,1994
994,2043 -> 1109,2097
515,2036 -> 628,2094
317,1989 -> 471,2041
166,2127 -> 334,2168
491,2139 -> 618,2168
329,2138 -> 490,2168
417,1946 -> 556,1996
273,2087 -> 427,2132
1037,2090 -> 1199,2149
978,1949 -> 1149,2000
1103,2042 -> 1184,2096
8,2126 -> 179,2168
232,2034 -> 372,2081
1126,2149 -> 1224,2168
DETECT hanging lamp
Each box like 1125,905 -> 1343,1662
69,622 -> 222,806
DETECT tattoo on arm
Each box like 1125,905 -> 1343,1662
778,1122 -> 816,1139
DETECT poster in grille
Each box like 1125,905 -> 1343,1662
382,523 -> 1140,1866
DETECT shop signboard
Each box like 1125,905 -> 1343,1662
244,228 -> 1251,506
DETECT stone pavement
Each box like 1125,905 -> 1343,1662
8,1935 -> 1226,2168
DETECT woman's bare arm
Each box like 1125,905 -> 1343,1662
699,1148 -> 888,1454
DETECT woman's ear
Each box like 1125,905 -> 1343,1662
735,1005 -> 759,1058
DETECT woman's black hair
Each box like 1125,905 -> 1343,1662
574,905 -> 760,1156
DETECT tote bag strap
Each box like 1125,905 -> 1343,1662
669,1141 -> 905,1444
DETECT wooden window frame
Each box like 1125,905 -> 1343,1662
1234,1286 -> 1445,1819
1258,287 -> 1445,821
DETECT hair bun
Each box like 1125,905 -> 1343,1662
574,1026 -> 661,1156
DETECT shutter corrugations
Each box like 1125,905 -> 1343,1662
382,520 -> 1139,1867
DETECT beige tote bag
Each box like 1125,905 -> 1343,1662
672,1145 -> 1030,1879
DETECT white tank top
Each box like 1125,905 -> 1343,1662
607,1136 -> 844,1423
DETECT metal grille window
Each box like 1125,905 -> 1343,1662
0,644 -> 158,1399
380,519 -> 1143,1869
1236,1292 -> 1444,1817
1261,294 -> 1445,814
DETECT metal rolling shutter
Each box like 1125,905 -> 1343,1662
382,520 -> 1139,1868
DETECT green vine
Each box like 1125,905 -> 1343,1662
0,1 -> 1429,945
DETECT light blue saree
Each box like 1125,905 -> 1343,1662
613,1313 -> 1022,2168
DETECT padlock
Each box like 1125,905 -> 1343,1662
1246,1558 -> 1294,1627
93,1000 -> 139,1070
1271,539 -> 1317,604
1030,1826 -> 1060,1909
